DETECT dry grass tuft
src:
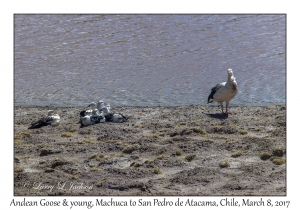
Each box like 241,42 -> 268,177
51,158 -> 67,168
239,130 -> 248,135
88,153 -> 97,159
68,128 -> 77,133
231,151 -> 242,158
14,139 -> 21,145
260,152 -> 272,160
272,148 -> 285,157
90,167 -> 98,172
61,132 -> 73,137
154,168 -> 162,174
72,175 -> 78,180
156,155 -> 164,160
130,162 -> 142,167
148,134 -> 160,139
199,106 -> 206,110
96,178 -> 106,187
219,161 -> 229,168
122,144 -> 138,154
21,144 -> 35,147
105,140 -> 122,144
184,153 -> 196,162
45,168 -> 54,173
213,126 -> 223,132
253,127 -> 262,132
175,148 -> 182,156
15,132 -> 31,138
78,139 -> 97,144
230,124 -> 239,129
192,127 -> 206,135
272,158 -> 286,165
14,167 -> 24,173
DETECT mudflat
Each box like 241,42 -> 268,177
14,105 -> 286,196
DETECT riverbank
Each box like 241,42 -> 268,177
14,104 -> 286,196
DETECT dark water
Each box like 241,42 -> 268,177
14,14 -> 286,107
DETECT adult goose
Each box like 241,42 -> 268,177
79,102 -> 97,119
80,102 -> 105,126
28,110 -> 60,129
207,69 -> 238,114
105,113 -> 128,123
97,100 -> 111,116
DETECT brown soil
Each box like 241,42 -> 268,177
14,104 -> 286,196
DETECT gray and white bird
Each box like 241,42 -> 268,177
80,102 -> 105,126
104,113 -> 128,123
28,110 -> 60,129
80,115 -> 105,126
80,102 -> 97,118
207,69 -> 238,114
97,100 -> 111,116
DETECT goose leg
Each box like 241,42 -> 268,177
220,102 -> 224,114
225,101 -> 232,114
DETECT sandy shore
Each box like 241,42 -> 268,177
14,104 -> 286,196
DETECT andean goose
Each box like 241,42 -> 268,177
207,68 -> 238,114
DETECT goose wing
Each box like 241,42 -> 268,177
207,83 -> 225,103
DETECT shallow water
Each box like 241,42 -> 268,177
14,14 -> 286,107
